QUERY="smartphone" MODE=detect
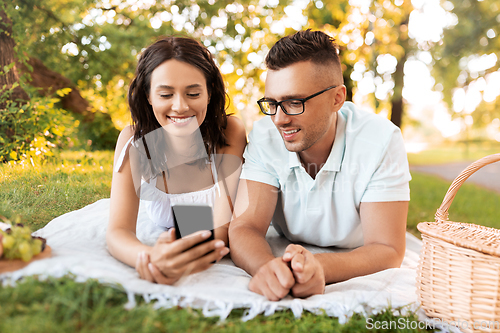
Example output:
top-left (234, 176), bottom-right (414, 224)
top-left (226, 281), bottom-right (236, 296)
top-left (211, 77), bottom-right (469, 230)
top-left (171, 204), bottom-right (215, 246)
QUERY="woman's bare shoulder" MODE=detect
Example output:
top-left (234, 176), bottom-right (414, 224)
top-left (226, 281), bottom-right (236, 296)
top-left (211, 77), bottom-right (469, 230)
top-left (214, 116), bottom-right (247, 169)
top-left (222, 116), bottom-right (247, 151)
top-left (116, 125), bottom-right (134, 149)
top-left (113, 125), bottom-right (135, 162)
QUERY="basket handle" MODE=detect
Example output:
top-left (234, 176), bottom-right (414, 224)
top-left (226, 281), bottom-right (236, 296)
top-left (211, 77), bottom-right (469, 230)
top-left (435, 153), bottom-right (500, 222)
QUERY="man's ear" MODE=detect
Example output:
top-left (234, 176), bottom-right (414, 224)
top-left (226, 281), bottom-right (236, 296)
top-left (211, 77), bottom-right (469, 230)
top-left (333, 85), bottom-right (346, 111)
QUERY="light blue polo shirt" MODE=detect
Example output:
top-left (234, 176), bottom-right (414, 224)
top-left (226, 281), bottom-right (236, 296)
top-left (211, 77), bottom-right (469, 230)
top-left (240, 102), bottom-right (411, 248)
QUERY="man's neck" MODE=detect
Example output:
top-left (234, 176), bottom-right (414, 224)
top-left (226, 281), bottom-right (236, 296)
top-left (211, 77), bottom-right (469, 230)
top-left (298, 113), bottom-right (338, 179)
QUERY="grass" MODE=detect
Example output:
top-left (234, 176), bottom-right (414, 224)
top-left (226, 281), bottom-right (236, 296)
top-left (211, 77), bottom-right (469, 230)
top-left (406, 140), bottom-right (500, 237)
top-left (0, 275), bottom-right (428, 333)
top-left (407, 172), bottom-right (500, 237)
top-left (407, 140), bottom-right (500, 165)
top-left (0, 151), bottom-right (113, 230)
top-left (2, 148), bottom-right (500, 332)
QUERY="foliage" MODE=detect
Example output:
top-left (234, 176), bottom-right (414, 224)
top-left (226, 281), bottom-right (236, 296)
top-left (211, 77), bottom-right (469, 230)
top-left (0, 81), bottom-right (79, 162)
top-left (4, 0), bottom-right (500, 152)
top-left (78, 111), bottom-right (120, 151)
top-left (0, 275), bottom-right (430, 333)
top-left (13, 0), bottom-right (407, 130)
top-left (432, 0), bottom-right (500, 105)
top-left (306, 1), bottom-right (415, 122)
top-left (430, 0), bottom-right (500, 141)
top-left (79, 76), bottom-right (131, 130)
top-left (5, 0), bottom-right (299, 133)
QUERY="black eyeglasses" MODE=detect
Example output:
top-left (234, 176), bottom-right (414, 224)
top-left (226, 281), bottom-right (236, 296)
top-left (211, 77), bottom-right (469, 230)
top-left (257, 85), bottom-right (337, 116)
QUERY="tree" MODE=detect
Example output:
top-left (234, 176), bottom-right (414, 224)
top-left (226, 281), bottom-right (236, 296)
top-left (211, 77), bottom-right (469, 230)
top-left (305, 0), bottom-right (416, 128)
top-left (2, 0), bottom-right (130, 152)
top-left (19, 58), bottom-right (91, 117)
top-left (0, 7), bottom-right (29, 108)
top-left (9, 0), bottom-right (300, 133)
top-left (431, 0), bottom-right (500, 139)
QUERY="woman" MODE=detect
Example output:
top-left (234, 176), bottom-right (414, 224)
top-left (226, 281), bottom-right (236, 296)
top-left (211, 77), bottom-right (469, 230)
top-left (106, 36), bottom-right (246, 285)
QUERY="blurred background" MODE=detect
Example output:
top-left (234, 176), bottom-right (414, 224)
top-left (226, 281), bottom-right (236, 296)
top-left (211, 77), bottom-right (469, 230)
top-left (1, 0), bottom-right (499, 163)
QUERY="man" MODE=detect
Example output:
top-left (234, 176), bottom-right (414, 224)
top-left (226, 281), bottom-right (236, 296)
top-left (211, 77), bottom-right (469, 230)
top-left (228, 30), bottom-right (411, 301)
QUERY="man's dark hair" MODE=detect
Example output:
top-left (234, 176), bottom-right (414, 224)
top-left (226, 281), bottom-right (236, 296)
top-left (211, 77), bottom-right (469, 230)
top-left (265, 29), bottom-right (342, 74)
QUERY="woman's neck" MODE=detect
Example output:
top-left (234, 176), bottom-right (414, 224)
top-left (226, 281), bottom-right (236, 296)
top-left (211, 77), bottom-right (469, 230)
top-left (163, 129), bottom-right (207, 166)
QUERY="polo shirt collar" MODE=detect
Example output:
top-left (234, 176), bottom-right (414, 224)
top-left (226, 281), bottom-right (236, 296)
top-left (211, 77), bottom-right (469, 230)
top-left (288, 110), bottom-right (346, 172)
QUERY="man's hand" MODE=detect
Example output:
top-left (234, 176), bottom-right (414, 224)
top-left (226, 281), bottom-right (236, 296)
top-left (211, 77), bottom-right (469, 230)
top-left (282, 244), bottom-right (325, 298)
top-left (248, 257), bottom-right (295, 301)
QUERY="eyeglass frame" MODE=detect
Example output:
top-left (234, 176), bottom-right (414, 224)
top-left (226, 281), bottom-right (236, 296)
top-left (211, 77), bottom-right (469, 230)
top-left (257, 85), bottom-right (338, 116)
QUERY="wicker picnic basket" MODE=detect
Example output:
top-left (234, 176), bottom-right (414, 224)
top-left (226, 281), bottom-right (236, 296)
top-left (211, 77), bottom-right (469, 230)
top-left (416, 153), bottom-right (500, 332)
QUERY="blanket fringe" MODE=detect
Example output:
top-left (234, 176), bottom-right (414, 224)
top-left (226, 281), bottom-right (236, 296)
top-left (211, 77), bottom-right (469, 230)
top-left (1, 271), bottom-right (421, 324)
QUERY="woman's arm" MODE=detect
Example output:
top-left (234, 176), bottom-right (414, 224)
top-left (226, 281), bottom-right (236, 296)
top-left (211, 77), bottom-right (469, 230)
top-left (213, 116), bottom-right (247, 246)
top-left (106, 126), bottom-right (151, 267)
top-left (108, 126), bottom-right (230, 283)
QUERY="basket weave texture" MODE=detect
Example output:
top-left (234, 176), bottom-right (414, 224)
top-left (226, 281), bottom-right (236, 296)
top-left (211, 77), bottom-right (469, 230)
top-left (416, 153), bottom-right (500, 333)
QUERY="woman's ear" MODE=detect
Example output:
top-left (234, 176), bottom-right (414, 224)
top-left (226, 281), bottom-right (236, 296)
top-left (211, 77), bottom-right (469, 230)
top-left (147, 94), bottom-right (151, 105)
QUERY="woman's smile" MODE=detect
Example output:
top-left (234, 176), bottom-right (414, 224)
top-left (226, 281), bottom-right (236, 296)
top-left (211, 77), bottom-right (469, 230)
top-left (167, 115), bottom-right (196, 126)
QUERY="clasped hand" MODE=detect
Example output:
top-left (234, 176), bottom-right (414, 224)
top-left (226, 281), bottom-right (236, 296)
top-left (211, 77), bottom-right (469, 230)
top-left (135, 228), bottom-right (229, 285)
top-left (248, 244), bottom-right (325, 301)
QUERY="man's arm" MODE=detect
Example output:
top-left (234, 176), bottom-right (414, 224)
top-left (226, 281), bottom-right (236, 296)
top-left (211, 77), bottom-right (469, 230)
top-left (283, 200), bottom-right (408, 296)
top-left (229, 179), bottom-right (295, 301)
top-left (318, 200), bottom-right (408, 283)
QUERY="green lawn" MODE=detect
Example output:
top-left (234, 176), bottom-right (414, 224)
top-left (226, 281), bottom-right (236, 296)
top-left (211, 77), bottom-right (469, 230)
top-left (1, 274), bottom-right (427, 333)
top-left (407, 172), bottom-right (500, 237)
top-left (2, 149), bottom-right (500, 332)
top-left (407, 140), bottom-right (500, 165)
top-left (0, 151), bottom-right (113, 230)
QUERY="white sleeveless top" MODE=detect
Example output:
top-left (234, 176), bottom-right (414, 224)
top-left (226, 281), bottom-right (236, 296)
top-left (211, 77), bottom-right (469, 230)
top-left (114, 136), bottom-right (220, 229)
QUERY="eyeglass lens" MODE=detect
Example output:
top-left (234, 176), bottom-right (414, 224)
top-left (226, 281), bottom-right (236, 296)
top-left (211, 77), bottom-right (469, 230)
top-left (261, 100), bottom-right (303, 115)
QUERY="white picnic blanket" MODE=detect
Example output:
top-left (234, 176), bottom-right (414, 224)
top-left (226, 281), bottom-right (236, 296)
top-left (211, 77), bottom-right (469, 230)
top-left (0, 199), bottom-right (425, 323)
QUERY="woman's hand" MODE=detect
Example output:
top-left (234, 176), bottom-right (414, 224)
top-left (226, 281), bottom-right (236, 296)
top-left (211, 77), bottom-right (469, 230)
top-left (139, 228), bottom-right (229, 284)
top-left (0, 234), bottom-right (3, 259)
top-left (135, 250), bottom-right (176, 284)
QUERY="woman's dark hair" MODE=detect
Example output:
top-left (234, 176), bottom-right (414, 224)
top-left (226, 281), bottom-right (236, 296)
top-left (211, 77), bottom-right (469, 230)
top-left (128, 36), bottom-right (229, 171)
top-left (265, 29), bottom-right (343, 81)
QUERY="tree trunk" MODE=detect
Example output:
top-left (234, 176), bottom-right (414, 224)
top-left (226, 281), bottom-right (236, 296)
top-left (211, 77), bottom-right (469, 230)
top-left (391, 52), bottom-right (406, 128)
top-left (0, 9), bottom-right (29, 109)
top-left (390, 94), bottom-right (403, 128)
top-left (390, 23), bottom-right (409, 129)
top-left (343, 65), bottom-right (354, 102)
top-left (19, 57), bottom-right (92, 118)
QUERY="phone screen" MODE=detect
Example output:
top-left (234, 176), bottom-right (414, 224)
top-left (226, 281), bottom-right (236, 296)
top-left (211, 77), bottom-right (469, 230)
top-left (171, 204), bottom-right (215, 243)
